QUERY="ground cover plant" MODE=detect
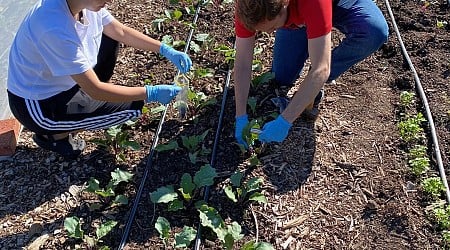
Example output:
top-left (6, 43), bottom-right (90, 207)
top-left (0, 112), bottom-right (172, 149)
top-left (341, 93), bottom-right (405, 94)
top-left (0, 0), bottom-right (449, 249)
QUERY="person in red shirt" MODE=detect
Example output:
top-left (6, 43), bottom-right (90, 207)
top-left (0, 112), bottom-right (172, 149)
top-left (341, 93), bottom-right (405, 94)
top-left (233, 0), bottom-right (388, 146)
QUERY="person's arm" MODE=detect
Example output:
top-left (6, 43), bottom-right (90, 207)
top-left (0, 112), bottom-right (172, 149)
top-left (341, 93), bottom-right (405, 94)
top-left (281, 33), bottom-right (331, 122)
top-left (234, 36), bottom-right (256, 117)
top-left (103, 19), bottom-right (161, 52)
top-left (71, 69), bottom-right (146, 102)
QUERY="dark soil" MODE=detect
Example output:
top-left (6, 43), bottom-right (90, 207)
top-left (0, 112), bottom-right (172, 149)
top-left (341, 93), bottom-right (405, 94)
top-left (1, 0), bottom-right (449, 249)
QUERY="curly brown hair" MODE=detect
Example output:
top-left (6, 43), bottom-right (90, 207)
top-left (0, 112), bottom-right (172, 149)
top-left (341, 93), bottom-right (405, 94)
top-left (236, 0), bottom-right (285, 32)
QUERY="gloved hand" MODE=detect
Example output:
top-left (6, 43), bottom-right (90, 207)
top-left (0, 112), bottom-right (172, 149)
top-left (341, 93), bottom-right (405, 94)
top-left (145, 85), bottom-right (181, 104)
top-left (235, 114), bottom-right (249, 148)
top-left (258, 115), bottom-right (292, 143)
top-left (160, 43), bottom-right (192, 73)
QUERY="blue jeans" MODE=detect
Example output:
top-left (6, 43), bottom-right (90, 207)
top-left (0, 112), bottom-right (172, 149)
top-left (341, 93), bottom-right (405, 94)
top-left (272, 0), bottom-right (389, 85)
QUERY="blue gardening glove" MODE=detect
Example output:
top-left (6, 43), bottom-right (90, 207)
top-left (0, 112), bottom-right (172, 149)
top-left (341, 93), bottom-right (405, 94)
top-left (160, 43), bottom-right (192, 73)
top-left (235, 114), bottom-right (249, 148)
top-left (258, 115), bottom-right (292, 143)
top-left (145, 85), bottom-right (181, 104)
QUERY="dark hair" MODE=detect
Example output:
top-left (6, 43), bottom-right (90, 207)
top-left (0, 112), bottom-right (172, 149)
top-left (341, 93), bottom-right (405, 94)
top-left (236, 0), bottom-right (285, 31)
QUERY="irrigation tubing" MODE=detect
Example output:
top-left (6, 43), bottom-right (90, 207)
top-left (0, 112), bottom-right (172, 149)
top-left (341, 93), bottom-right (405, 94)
top-left (384, 0), bottom-right (450, 203)
top-left (117, 3), bottom-right (203, 249)
top-left (193, 43), bottom-right (236, 250)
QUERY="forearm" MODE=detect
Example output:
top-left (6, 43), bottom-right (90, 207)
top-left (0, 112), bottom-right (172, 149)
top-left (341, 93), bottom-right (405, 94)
top-left (104, 20), bottom-right (161, 53)
top-left (85, 83), bottom-right (147, 102)
top-left (281, 69), bottom-right (328, 122)
top-left (234, 36), bottom-right (255, 117)
top-left (71, 69), bottom-right (146, 102)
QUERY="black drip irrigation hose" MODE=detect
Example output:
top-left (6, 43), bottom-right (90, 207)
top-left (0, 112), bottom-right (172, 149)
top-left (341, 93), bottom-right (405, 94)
top-left (117, 3), bottom-right (203, 249)
top-left (193, 43), bottom-right (235, 250)
top-left (384, 0), bottom-right (450, 202)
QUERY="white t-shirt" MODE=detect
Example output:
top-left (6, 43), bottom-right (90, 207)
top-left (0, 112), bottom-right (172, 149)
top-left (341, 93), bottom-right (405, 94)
top-left (7, 0), bottom-right (114, 100)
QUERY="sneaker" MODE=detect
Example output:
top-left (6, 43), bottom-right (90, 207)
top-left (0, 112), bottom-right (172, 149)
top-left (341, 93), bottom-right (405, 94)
top-left (33, 134), bottom-right (85, 159)
top-left (300, 89), bottom-right (324, 121)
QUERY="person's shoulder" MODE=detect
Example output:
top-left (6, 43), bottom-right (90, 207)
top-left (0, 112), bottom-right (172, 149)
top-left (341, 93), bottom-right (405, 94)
top-left (29, 0), bottom-right (70, 29)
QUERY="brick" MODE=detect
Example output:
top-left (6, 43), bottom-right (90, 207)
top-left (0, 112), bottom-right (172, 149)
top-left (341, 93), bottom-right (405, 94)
top-left (0, 118), bottom-right (22, 156)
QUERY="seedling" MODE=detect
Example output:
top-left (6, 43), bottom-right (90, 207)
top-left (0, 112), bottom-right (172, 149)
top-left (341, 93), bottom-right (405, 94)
top-left (224, 171), bottom-right (268, 204)
top-left (407, 145), bottom-right (430, 176)
top-left (399, 91), bottom-right (415, 108)
top-left (64, 216), bottom-right (117, 249)
top-left (433, 205), bottom-right (450, 229)
top-left (150, 164), bottom-right (218, 210)
top-left (421, 177), bottom-right (445, 199)
top-left (92, 123), bottom-right (140, 161)
top-left (214, 45), bottom-right (236, 65)
top-left (247, 97), bottom-right (257, 116)
top-left (196, 203), bottom-right (244, 250)
top-left (84, 168), bottom-right (134, 208)
top-left (409, 156), bottom-right (430, 176)
top-left (181, 130), bottom-right (211, 164)
top-left (398, 113), bottom-right (426, 142)
top-left (154, 216), bottom-right (197, 248)
top-left (241, 241), bottom-right (275, 250)
top-left (251, 72), bottom-right (275, 89)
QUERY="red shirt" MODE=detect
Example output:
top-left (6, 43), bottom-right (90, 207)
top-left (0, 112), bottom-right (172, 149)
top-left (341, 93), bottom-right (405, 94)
top-left (235, 0), bottom-right (332, 39)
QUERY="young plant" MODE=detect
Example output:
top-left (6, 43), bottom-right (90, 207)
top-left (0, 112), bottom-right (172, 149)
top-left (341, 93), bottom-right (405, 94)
top-left (181, 130), bottom-right (211, 164)
top-left (214, 45), bottom-right (236, 65)
top-left (155, 216), bottom-right (197, 248)
top-left (398, 113), bottom-right (426, 142)
top-left (84, 168), bottom-right (134, 209)
top-left (150, 164), bottom-right (218, 210)
top-left (433, 205), bottom-right (450, 229)
top-left (421, 177), bottom-right (445, 199)
top-left (408, 145), bottom-right (430, 176)
top-left (92, 123), bottom-right (140, 161)
top-left (399, 91), bottom-right (415, 108)
top-left (251, 72), bottom-right (275, 89)
top-left (241, 241), bottom-right (275, 250)
top-left (64, 216), bottom-right (117, 249)
top-left (196, 203), bottom-right (244, 250)
top-left (224, 171), bottom-right (267, 204)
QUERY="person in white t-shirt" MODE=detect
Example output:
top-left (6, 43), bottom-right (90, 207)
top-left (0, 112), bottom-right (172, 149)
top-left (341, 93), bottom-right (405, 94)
top-left (7, 0), bottom-right (192, 159)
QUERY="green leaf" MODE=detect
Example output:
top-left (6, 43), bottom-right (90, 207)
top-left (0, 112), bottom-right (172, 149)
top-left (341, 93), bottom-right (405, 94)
top-left (195, 33), bottom-right (211, 43)
top-left (175, 226), bottom-right (197, 248)
top-left (150, 185), bottom-right (178, 203)
top-left (120, 140), bottom-right (140, 151)
top-left (96, 220), bottom-right (118, 239)
top-left (168, 199), bottom-right (184, 211)
top-left (155, 140), bottom-right (179, 152)
top-left (248, 192), bottom-right (268, 204)
top-left (224, 186), bottom-right (237, 202)
top-left (172, 9), bottom-right (183, 20)
top-left (230, 171), bottom-right (243, 187)
top-left (252, 72), bottom-right (275, 87)
top-left (197, 204), bottom-right (224, 231)
top-left (106, 125), bottom-right (122, 138)
top-left (114, 194), bottom-right (128, 205)
top-left (193, 164), bottom-right (217, 187)
top-left (155, 217), bottom-right (171, 240)
top-left (151, 105), bottom-right (166, 114)
top-left (189, 151), bottom-right (198, 164)
top-left (190, 41), bottom-right (201, 53)
top-left (180, 173), bottom-right (195, 198)
top-left (111, 168), bottom-right (133, 186)
top-left (241, 241), bottom-right (275, 250)
top-left (95, 187), bottom-right (115, 198)
top-left (246, 177), bottom-right (263, 193)
top-left (228, 222), bottom-right (244, 241)
top-left (64, 216), bottom-right (84, 239)
top-left (85, 178), bottom-right (101, 193)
